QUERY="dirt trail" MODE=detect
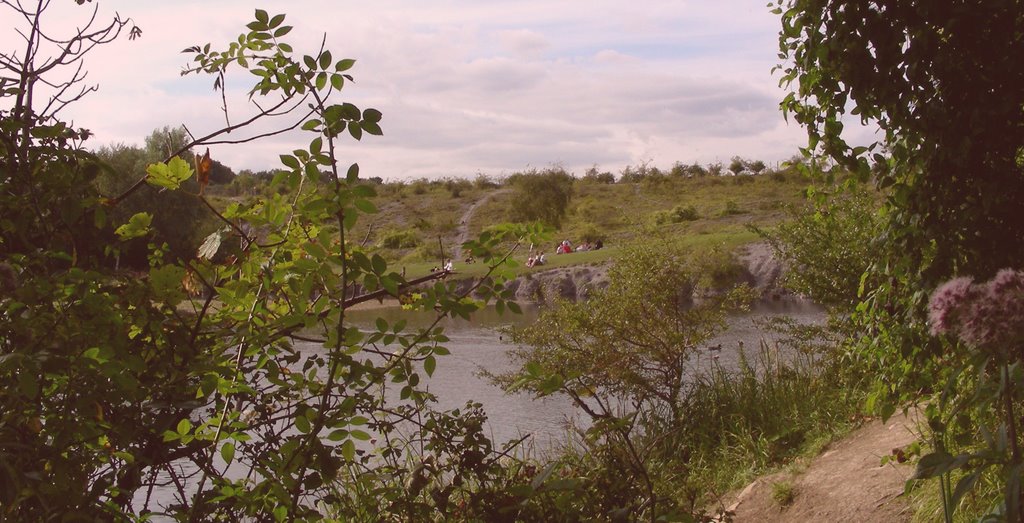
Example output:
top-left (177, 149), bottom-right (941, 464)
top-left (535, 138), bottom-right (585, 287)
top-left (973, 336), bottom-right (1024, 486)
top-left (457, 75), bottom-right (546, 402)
top-left (723, 411), bottom-right (919, 522)
top-left (452, 188), bottom-right (509, 259)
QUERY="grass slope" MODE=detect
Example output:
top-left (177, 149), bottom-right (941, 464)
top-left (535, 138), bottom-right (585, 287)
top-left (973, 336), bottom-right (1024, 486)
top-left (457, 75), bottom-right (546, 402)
top-left (355, 172), bottom-right (808, 278)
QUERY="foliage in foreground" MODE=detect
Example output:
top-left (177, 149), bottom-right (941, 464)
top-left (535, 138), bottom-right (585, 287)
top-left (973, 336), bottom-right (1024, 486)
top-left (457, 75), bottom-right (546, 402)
top-left (776, 0), bottom-right (1024, 519)
top-left (0, 5), bottom-right (560, 521)
top-left (495, 244), bottom-right (860, 521)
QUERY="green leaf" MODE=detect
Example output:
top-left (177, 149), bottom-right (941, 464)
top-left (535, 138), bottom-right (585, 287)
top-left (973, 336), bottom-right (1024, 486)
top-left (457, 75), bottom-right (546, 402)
top-left (346, 164), bottom-right (359, 183)
top-left (149, 265), bottom-right (187, 306)
top-left (280, 154), bottom-right (300, 170)
top-left (361, 121), bottom-right (383, 136)
top-left (335, 58), bottom-right (356, 71)
top-left (254, 9), bottom-right (269, 23)
top-left (220, 442), bottom-right (235, 465)
top-left (268, 13), bottom-right (285, 28)
top-left (341, 439), bottom-right (355, 461)
top-left (348, 123), bottom-right (362, 140)
top-left (177, 418), bottom-right (192, 435)
top-left (362, 108), bottom-right (382, 123)
top-left (370, 252), bottom-right (386, 275)
top-left (295, 415), bottom-right (311, 434)
top-left (330, 73), bottom-right (345, 90)
top-left (274, 25), bottom-right (292, 38)
top-left (145, 157), bottom-right (194, 190)
top-left (318, 50), bottom-right (332, 70)
top-left (912, 451), bottom-right (969, 479)
top-left (424, 355), bottom-right (436, 377)
top-left (115, 212), bottom-right (152, 240)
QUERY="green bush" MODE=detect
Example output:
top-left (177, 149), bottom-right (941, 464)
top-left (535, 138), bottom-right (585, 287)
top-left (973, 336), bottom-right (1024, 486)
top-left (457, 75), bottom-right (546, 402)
top-left (577, 223), bottom-right (605, 244)
top-left (507, 168), bottom-right (574, 227)
top-left (444, 177), bottom-right (472, 198)
top-left (377, 229), bottom-right (420, 249)
top-left (720, 200), bottom-right (745, 216)
top-left (653, 204), bottom-right (700, 225)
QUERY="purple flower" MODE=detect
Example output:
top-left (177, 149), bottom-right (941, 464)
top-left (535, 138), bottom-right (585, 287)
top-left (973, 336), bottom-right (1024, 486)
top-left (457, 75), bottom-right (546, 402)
top-left (928, 276), bottom-right (977, 336)
top-left (930, 269), bottom-right (1024, 356)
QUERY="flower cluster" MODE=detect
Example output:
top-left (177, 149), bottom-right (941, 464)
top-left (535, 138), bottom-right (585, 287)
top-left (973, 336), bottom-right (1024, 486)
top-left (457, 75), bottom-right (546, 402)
top-left (929, 269), bottom-right (1024, 356)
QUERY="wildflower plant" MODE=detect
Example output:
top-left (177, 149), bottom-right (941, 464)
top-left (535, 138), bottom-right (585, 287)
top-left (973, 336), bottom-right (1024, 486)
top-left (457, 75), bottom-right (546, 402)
top-left (917, 269), bottom-right (1024, 521)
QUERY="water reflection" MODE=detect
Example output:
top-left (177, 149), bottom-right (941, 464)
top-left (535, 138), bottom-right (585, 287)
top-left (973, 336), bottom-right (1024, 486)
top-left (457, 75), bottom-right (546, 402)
top-left (340, 298), bottom-right (825, 448)
top-left (135, 298), bottom-right (824, 517)
top-left (340, 303), bottom-right (579, 449)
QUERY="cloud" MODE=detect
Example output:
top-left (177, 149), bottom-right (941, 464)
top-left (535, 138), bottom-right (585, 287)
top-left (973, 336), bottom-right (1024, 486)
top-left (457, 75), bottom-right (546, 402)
top-left (1, 0), bottom-right (824, 179)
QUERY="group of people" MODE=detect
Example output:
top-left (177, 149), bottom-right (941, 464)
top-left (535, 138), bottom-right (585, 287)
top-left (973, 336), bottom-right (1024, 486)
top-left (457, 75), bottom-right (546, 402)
top-left (431, 259), bottom-right (455, 273)
top-left (554, 238), bottom-right (603, 254)
top-left (525, 238), bottom-right (605, 268)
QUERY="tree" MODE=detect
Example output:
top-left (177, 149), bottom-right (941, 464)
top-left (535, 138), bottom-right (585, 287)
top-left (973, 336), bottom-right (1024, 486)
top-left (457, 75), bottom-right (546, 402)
top-left (777, 1), bottom-right (1024, 518)
top-left (753, 183), bottom-right (880, 311)
top-left (1, 4), bottom-right (544, 520)
top-left (497, 243), bottom-right (752, 519)
top-left (776, 0), bottom-right (1024, 285)
top-left (94, 127), bottom-right (215, 267)
top-left (728, 156), bottom-right (746, 174)
top-left (507, 167), bottom-right (574, 228)
top-left (582, 165), bottom-right (615, 184)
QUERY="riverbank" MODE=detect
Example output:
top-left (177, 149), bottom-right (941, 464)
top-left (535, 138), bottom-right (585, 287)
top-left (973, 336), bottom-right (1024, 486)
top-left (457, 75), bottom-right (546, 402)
top-left (443, 240), bottom-right (795, 304)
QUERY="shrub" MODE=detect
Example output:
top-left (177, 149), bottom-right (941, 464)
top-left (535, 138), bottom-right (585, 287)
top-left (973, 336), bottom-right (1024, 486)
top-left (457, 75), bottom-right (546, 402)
top-left (721, 200), bottom-right (745, 216)
top-left (473, 173), bottom-right (499, 189)
top-left (410, 178), bottom-right (430, 194)
top-left (772, 481), bottom-right (796, 506)
top-left (507, 168), bottom-right (574, 227)
top-left (577, 223), bottom-right (604, 244)
top-left (444, 177), bottom-right (472, 198)
top-left (582, 165), bottom-right (616, 184)
top-left (378, 229), bottom-right (420, 249)
top-left (653, 204), bottom-right (700, 225)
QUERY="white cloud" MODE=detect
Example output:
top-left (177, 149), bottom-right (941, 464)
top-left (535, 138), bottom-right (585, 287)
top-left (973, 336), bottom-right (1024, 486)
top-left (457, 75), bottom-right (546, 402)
top-left (1, 0), bottom-right (822, 179)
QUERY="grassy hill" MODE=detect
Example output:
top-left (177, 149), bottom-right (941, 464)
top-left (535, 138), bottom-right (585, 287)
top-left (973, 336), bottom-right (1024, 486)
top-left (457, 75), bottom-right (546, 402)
top-left (345, 170), bottom-right (811, 277)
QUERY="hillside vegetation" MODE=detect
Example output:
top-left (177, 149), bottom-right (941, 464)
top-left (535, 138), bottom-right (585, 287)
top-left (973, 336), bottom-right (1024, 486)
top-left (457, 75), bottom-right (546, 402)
top-left (263, 167), bottom-right (813, 275)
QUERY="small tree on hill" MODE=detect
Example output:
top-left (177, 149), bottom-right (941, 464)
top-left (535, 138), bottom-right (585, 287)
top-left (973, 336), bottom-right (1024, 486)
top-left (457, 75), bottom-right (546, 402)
top-left (507, 167), bottom-right (574, 228)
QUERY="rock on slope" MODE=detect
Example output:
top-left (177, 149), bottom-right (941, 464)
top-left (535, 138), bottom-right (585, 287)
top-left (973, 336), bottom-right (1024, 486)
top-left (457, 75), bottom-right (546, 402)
top-left (481, 241), bottom-right (790, 304)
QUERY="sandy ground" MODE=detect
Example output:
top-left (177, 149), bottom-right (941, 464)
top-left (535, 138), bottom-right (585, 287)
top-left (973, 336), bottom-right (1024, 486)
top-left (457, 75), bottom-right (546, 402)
top-left (722, 411), bottom-right (919, 522)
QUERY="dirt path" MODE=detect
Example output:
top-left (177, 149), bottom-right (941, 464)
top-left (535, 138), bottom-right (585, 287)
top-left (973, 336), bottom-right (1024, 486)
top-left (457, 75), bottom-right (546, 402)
top-left (452, 188), bottom-right (509, 259)
top-left (723, 412), bottom-right (919, 522)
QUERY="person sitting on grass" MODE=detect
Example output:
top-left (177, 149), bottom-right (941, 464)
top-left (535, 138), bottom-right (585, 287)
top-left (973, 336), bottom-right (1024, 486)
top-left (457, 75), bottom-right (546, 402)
top-left (536, 252), bottom-right (546, 265)
top-left (526, 255), bottom-right (536, 268)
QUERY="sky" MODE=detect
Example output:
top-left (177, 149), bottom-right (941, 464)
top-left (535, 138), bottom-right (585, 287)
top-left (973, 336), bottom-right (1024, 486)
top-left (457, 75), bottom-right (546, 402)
top-left (3, 0), bottom-right (846, 180)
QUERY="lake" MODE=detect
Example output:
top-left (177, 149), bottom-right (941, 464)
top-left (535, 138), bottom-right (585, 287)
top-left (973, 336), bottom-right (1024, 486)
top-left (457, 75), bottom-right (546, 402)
top-left (134, 298), bottom-right (824, 516)
top-left (337, 298), bottom-right (825, 448)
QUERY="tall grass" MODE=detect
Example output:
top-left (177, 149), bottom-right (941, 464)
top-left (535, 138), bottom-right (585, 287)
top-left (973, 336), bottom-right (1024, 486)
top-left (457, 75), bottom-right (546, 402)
top-left (684, 338), bottom-right (860, 492)
top-left (519, 332), bottom-right (864, 519)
